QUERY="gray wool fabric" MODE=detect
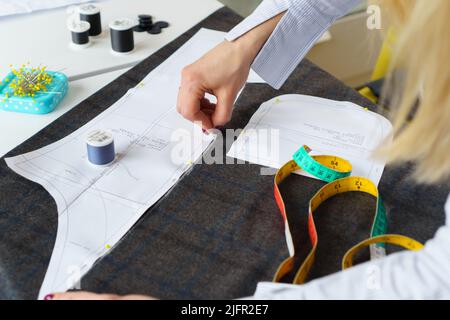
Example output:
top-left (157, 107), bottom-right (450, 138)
top-left (0, 7), bottom-right (449, 300)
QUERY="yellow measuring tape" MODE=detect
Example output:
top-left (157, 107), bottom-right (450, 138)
top-left (273, 146), bottom-right (423, 284)
top-left (342, 235), bottom-right (423, 269)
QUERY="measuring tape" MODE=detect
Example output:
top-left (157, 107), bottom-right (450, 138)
top-left (342, 234), bottom-right (423, 269)
top-left (273, 145), bottom-right (422, 284)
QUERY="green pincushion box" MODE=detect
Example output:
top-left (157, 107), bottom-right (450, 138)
top-left (0, 70), bottom-right (68, 115)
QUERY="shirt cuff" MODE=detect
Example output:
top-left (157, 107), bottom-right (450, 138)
top-left (253, 5), bottom-right (334, 89)
top-left (226, 0), bottom-right (359, 89)
top-left (226, 0), bottom-right (291, 42)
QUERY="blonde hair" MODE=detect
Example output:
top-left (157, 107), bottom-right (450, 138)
top-left (374, 0), bottom-right (450, 184)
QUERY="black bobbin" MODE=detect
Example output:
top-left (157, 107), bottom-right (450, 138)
top-left (109, 18), bottom-right (136, 54)
top-left (79, 4), bottom-right (102, 36)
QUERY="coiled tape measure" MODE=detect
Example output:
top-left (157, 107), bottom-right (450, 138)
top-left (273, 146), bottom-right (423, 284)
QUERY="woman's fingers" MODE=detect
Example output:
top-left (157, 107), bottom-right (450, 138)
top-left (211, 92), bottom-right (234, 128)
top-left (199, 96), bottom-right (234, 128)
top-left (48, 291), bottom-right (156, 300)
top-left (50, 291), bottom-right (120, 300)
top-left (176, 94), bottom-right (213, 130)
top-left (119, 294), bottom-right (156, 300)
top-left (176, 40), bottom-right (251, 129)
top-left (177, 70), bottom-right (214, 130)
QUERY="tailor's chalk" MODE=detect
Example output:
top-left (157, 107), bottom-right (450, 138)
top-left (109, 18), bottom-right (137, 54)
top-left (79, 4), bottom-right (102, 36)
top-left (134, 14), bottom-right (153, 32)
top-left (86, 130), bottom-right (115, 166)
top-left (154, 21), bottom-right (169, 29)
top-left (138, 15), bottom-right (153, 26)
top-left (147, 26), bottom-right (161, 34)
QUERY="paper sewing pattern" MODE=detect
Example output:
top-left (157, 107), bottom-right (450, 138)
top-left (5, 28), bottom-right (254, 299)
top-left (227, 94), bottom-right (393, 185)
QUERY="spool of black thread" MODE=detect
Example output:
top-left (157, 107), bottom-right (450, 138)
top-left (79, 4), bottom-right (102, 36)
top-left (109, 18), bottom-right (136, 54)
top-left (68, 20), bottom-right (91, 48)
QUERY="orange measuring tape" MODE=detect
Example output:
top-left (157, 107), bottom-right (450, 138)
top-left (273, 146), bottom-right (423, 284)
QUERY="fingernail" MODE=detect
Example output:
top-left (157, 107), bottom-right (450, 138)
top-left (202, 129), bottom-right (209, 135)
top-left (44, 294), bottom-right (54, 300)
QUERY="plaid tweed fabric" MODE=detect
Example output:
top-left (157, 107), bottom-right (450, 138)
top-left (0, 7), bottom-right (448, 299)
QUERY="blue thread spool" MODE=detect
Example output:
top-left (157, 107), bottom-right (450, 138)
top-left (86, 130), bottom-right (115, 166)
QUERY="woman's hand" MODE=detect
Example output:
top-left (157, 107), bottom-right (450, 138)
top-left (177, 40), bottom-right (253, 131)
top-left (176, 13), bottom-right (284, 131)
top-left (45, 291), bottom-right (156, 300)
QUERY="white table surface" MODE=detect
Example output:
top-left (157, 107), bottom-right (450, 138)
top-left (0, 0), bottom-right (223, 80)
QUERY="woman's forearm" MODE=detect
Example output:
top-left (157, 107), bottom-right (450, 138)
top-left (227, 0), bottom-right (361, 89)
top-left (233, 13), bottom-right (285, 66)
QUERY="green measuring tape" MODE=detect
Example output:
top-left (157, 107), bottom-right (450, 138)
top-left (273, 145), bottom-right (419, 284)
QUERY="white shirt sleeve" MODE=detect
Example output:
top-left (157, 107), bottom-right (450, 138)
top-left (251, 196), bottom-right (450, 299)
top-left (226, 0), bottom-right (361, 89)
